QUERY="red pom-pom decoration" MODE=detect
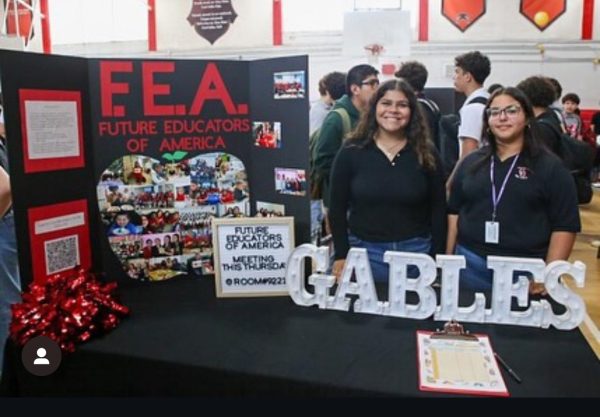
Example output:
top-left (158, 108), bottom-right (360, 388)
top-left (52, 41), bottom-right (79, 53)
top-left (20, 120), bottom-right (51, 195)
top-left (9, 268), bottom-right (130, 353)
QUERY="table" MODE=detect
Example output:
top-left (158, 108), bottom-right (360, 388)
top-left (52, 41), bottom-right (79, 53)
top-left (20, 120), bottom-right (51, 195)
top-left (2, 277), bottom-right (599, 397)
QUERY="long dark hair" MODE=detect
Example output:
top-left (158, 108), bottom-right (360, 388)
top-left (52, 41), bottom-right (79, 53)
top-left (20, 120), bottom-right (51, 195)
top-left (472, 87), bottom-right (544, 171)
top-left (346, 79), bottom-right (436, 170)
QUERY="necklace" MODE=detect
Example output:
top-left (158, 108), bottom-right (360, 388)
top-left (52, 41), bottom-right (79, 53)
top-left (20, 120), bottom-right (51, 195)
top-left (376, 140), bottom-right (405, 158)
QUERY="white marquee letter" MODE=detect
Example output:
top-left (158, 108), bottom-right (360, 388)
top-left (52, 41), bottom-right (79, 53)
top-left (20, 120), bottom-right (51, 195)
top-left (384, 252), bottom-right (437, 319)
top-left (544, 260), bottom-right (586, 330)
top-left (486, 256), bottom-right (548, 327)
top-left (434, 255), bottom-right (486, 323)
top-left (331, 248), bottom-right (384, 314)
top-left (286, 244), bottom-right (335, 308)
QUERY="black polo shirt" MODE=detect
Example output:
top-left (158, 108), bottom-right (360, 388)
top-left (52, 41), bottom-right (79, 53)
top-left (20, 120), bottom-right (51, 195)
top-left (448, 148), bottom-right (580, 258)
top-left (329, 141), bottom-right (446, 259)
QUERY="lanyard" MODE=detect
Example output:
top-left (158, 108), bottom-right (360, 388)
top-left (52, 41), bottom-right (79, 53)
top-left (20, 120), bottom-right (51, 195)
top-left (490, 154), bottom-right (519, 221)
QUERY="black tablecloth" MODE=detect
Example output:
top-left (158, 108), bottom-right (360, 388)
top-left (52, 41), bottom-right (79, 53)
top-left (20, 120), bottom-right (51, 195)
top-left (2, 277), bottom-right (600, 397)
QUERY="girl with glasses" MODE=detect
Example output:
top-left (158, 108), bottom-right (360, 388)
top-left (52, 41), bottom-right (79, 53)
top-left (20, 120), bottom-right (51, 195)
top-left (447, 87), bottom-right (580, 294)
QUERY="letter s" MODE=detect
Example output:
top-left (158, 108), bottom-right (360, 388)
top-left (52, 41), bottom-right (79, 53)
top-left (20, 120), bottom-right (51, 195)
top-left (544, 260), bottom-right (586, 330)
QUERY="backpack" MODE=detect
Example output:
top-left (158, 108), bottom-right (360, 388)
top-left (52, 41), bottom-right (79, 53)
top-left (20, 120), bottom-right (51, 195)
top-left (0, 138), bottom-right (8, 172)
top-left (417, 97), bottom-right (441, 150)
top-left (438, 96), bottom-right (488, 180)
top-left (538, 118), bottom-right (595, 204)
top-left (309, 107), bottom-right (351, 199)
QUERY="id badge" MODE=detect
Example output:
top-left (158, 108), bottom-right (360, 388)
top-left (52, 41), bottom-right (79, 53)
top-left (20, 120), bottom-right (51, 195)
top-left (485, 221), bottom-right (499, 244)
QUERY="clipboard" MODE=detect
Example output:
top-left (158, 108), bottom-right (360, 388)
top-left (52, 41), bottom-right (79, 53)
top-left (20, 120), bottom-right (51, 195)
top-left (417, 321), bottom-right (509, 397)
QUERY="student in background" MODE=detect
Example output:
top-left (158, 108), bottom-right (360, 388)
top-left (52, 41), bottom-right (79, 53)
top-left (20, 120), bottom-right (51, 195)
top-left (446, 51), bottom-right (491, 191)
top-left (545, 77), bottom-right (568, 133)
top-left (329, 79), bottom-right (446, 282)
top-left (314, 64), bottom-right (379, 210)
top-left (487, 83), bottom-right (503, 95)
top-left (592, 110), bottom-right (600, 142)
top-left (312, 65), bottom-right (379, 248)
top-left (516, 75), bottom-right (562, 155)
top-left (562, 93), bottom-right (582, 139)
top-left (592, 110), bottom-right (600, 187)
top-left (309, 72), bottom-right (347, 245)
top-left (309, 71), bottom-right (346, 136)
top-left (447, 87), bottom-right (580, 293)
top-left (394, 61), bottom-right (441, 151)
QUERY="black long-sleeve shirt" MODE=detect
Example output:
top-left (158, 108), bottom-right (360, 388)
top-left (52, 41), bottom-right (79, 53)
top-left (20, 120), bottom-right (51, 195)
top-left (329, 141), bottom-right (447, 259)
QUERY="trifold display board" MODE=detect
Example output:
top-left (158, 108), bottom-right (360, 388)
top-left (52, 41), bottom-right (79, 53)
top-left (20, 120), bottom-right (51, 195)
top-left (0, 51), bottom-right (309, 286)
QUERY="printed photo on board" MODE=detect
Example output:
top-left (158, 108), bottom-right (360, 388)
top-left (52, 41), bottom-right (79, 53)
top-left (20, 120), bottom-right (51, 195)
top-left (219, 200), bottom-right (249, 218)
top-left (256, 201), bottom-right (285, 217)
top-left (98, 152), bottom-right (250, 281)
top-left (274, 168), bottom-right (307, 196)
top-left (253, 121), bottom-right (282, 148)
top-left (273, 70), bottom-right (305, 99)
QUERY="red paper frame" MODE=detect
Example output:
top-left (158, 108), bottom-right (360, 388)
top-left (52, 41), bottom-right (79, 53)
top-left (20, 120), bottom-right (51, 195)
top-left (28, 199), bottom-right (91, 284)
top-left (19, 89), bottom-right (85, 173)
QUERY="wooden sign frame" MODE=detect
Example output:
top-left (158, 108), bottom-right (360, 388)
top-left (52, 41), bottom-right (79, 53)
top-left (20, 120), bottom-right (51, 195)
top-left (212, 216), bottom-right (295, 298)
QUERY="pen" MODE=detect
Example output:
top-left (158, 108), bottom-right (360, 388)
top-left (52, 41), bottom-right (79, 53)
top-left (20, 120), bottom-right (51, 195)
top-left (494, 352), bottom-right (522, 384)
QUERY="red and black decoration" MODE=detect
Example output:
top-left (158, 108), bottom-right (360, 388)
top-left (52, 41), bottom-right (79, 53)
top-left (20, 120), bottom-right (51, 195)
top-left (520, 0), bottom-right (566, 31)
top-left (5, 0), bottom-right (34, 45)
top-left (442, 0), bottom-right (486, 32)
top-left (187, 0), bottom-right (238, 45)
top-left (10, 268), bottom-right (130, 353)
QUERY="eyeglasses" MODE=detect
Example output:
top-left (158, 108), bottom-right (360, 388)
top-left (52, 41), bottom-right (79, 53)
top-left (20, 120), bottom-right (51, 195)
top-left (360, 79), bottom-right (380, 87)
top-left (486, 105), bottom-right (522, 119)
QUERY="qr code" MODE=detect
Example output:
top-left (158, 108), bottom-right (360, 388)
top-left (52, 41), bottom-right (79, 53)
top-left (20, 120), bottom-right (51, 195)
top-left (44, 235), bottom-right (80, 275)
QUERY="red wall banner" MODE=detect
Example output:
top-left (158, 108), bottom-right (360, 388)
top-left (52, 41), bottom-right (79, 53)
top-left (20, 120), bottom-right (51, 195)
top-left (582, 0), bottom-right (595, 40)
top-left (419, 0), bottom-right (429, 41)
top-left (6, 0), bottom-right (33, 41)
top-left (441, 0), bottom-right (486, 32)
top-left (520, 0), bottom-right (567, 31)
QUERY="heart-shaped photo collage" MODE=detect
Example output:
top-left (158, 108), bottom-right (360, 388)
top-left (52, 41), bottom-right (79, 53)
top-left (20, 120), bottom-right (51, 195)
top-left (97, 153), bottom-right (250, 282)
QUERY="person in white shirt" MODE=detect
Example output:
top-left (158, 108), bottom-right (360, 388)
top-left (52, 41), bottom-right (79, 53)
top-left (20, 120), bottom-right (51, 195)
top-left (446, 51), bottom-right (491, 191)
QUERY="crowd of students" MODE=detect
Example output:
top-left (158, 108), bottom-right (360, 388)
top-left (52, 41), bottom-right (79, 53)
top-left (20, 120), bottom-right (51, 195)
top-left (0, 52), bottom-right (598, 378)
top-left (310, 52), bottom-right (596, 293)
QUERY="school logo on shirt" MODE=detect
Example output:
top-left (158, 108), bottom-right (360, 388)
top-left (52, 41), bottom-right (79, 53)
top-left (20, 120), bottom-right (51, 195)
top-left (441, 0), bottom-right (486, 32)
top-left (520, 0), bottom-right (566, 31)
top-left (515, 166), bottom-right (530, 180)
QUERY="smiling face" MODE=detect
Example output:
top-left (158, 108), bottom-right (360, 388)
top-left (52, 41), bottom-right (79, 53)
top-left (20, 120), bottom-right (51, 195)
top-left (375, 90), bottom-right (411, 136)
top-left (115, 214), bottom-right (129, 227)
top-left (487, 94), bottom-right (527, 146)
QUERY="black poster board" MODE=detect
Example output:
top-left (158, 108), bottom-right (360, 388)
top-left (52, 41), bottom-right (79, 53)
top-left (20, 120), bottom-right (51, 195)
top-left (0, 51), bottom-right (99, 287)
top-left (0, 50), bottom-right (309, 286)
